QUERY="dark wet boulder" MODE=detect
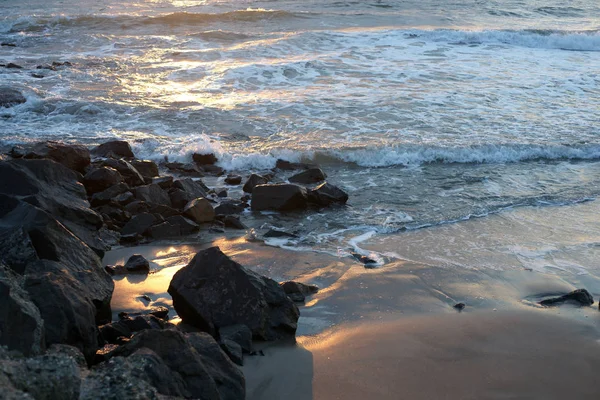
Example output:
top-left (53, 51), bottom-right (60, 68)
top-left (149, 221), bottom-right (180, 239)
top-left (539, 289), bottom-right (594, 307)
top-left (99, 321), bottom-right (132, 344)
top-left (224, 174), bottom-right (242, 185)
top-left (151, 175), bottom-right (173, 189)
top-left (131, 159), bottom-right (159, 180)
top-left (275, 159), bottom-right (314, 171)
top-left (167, 215), bottom-right (200, 235)
top-left (173, 178), bottom-right (209, 200)
top-left (132, 183), bottom-right (171, 207)
top-left (101, 158), bottom-right (145, 187)
top-left (220, 215), bottom-right (247, 230)
top-left (169, 188), bottom-right (192, 209)
top-left (0, 262), bottom-right (45, 356)
top-left (351, 252), bottom-right (377, 266)
top-left (219, 324), bottom-right (253, 353)
top-left (119, 315), bottom-right (165, 332)
top-left (165, 162), bottom-right (204, 177)
top-left (92, 140), bottom-right (134, 158)
top-left (120, 213), bottom-right (157, 236)
top-left (280, 281), bottom-right (319, 303)
top-left (168, 246), bottom-right (300, 340)
top-left (83, 166), bottom-right (123, 194)
top-left (22, 141), bottom-right (90, 173)
top-left (308, 182), bottom-right (348, 206)
top-left (201, 164), bottom-right (224, 176)
top-left (214, 200), bottom-right (245, 215)
top-left (251, 184), bottom-right (309, 211)
top-left (124, 200), bottom-right (151, 215)
top-left (220, 339), bottom-right (243, 366)
top-left (242, 173), bottom-right (268, 193)
top-left (264, 229), bottom-right (297, 238)
top-left (183, 198), bottom-right (215, 223)
top-left (124, 254), bottom-right (150, 273)
top-left (288, 167), bottom-right (327, 184)
top-left (0, 87), bottom-right (26, 107)
top-left (5, 63), bottom-right (23, 69)
top-left (214, 188), bottom-right (228, 198)
top-left (192, 152), bottom-right (218, 165)
top-left (95, 204), bottom-right (131, 226)
top-left (89, 183), bottom-right (130, 207)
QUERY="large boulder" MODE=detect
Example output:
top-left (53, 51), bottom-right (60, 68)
top-left (168, 246), bottom-right (299, 340)
top-left (173, 178), bottom-right (209, 200)
top-left (0, 262), bottom-right (45, 356)
top-left (308, 182), bottom-right (348, 206)
top-left (120, 213), bottom-right (157, 236)
top-left (89, 183), bottom-right (130, 207)
top-left (192, 153), bottom-right (218, 165)
top-left (183, 198), bottom-right (215, 223)
top-left (83, 167), bottom-right (123, 195)
top-left (0, 87), bottom-right (26, 107)
top-left (0, 159), bottom-right (108, 255)
top-left (91, 140), bottom-right (134, 158)
top-left (288, 167), bottom-right (327, 184)
top-left (22, 141), bottom-right (90, 173)
top-left (251, 183), bottom-right (309, 211)
top-left (100, 158), bottom-right (145, 187)
top-left (131, 160), bottom-right (159, 180)
top-left (242, 173), bottom-right (268, 193)
top-left (133, 184), bottom-right (171, 207)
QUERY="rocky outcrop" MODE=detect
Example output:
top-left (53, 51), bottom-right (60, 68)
top-left (288, 167), bottom-right (327, 184)
top-left (131, 160), bottom-right (159, 180)
top-left (168, 247), bottom-right (299, 340)
top-left (22, 141), bottom-right (90, 173)
top-left (251, 183), bottom-right (309, 211)
top-left (0, 87), bottom-right (26, 107)
top-left (91, 140), bottom-right (134, 158)
top-left (539, 289), bottom-right (594, 307)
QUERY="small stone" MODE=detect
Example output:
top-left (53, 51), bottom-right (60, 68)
top-left (453, 303), bottom-right (466, 311)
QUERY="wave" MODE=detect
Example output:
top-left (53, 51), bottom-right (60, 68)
top-left (409, 28), bottom-right (600, 51)
top-left (0, 9), bottom-right (310, 33)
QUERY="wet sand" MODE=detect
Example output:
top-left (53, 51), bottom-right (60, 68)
top-left (104, 235), bottom-right (600, 400)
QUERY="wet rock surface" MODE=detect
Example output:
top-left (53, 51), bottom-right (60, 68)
top-left (539, 289), bottom-right (594, 307)
top-left (0, 87), bottom-right (26, 107)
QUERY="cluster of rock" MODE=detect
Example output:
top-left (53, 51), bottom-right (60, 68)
top-left (0, 139), bottom-right (329, 399)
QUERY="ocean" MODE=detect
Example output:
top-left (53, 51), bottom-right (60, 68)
top-left (1, 0), bottom-right (600, 274)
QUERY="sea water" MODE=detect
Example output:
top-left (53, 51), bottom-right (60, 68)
top-left (1, 0), bottom-right (599, 275)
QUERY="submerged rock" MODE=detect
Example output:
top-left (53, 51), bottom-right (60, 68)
top-left (539, 289), bottom-right (594, 307)
top-left (308, 182), bottom-right (348, 206)
top-left (168, 246), bottom-right (300, 340)
top-left (0, 87), bottom-right (26, 107)
top-left (124, 254), bottom-right (150, 274)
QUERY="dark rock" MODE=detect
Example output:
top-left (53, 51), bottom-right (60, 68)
top-left (169, 188), bottom-right (192, 209)
top-left (308, 182), bottom-right (349, 206)
top-left (119, 315), bottom-right (165, 332)
top-left (1, 43), bottom-right (16, 47)
top-left (215, 188), bottom-right (228, 198)
top-left (92, 140), bottom-right (134, 159)
top-left (453, 302), bottom-right (466, 311)
top-left (0, 87), bottom-right (26, 107)
top-left (101, 158), bottom-right (145, 187)
top-left (131, 160), bottom-right (159, 179)
top-left (242, 173), bottom-right (268, 193)
top-left (224, 175), bottom-right (242, 185)
top-left (95, 205), bottom-right (130, 226)
top-left (120, 213), bottom-right (156, 236)
top-left (219, 324), bottom-right (253, 353)
top-left (22, 141), bottom-right (90, 173)
top-left (241, 194), bottom-right (251, 202)
top-left (201, 164), bottom-right (225, 176)
top-left (251, 184), bottom-right (309, 211)
top-left (151, 175), bottom-right (173, 189)
top-left (183, 198), bottom-right (215, 223)
top-left (214, 200), bottom-right (245, 215)
top-left (168, 246), bottom-right (300, 340)
top-left (192, 153), bottom-right (218, 165)
top-left (264, 229), bottom-right (297, 238)
top-left (124, 254), bottom-right (150, 273)
top-left (222, 215), bottom-right (247, 230)
top-left (351, 252), bottom-right (377, 266)
top-left (83, 167), bottom-right (123, 194)
top-left (288, 167), bottom-right (327, 184)
top-left (0, 262), bottom-right (45, 356)
top-left (166, 215), bottom-right (200, 235)
top-left (173, 178), bottom-right (209, 200)
top-left (124, 200), bottom-right (150, 215)
top-left (539, 289), bottom-right (594, 307)
top-left (99, 321), bottom-right (132, 344)
top-left (46, 344), bottom-right (87, 368)
top-left (275, 159), bottom-right (314, 171)
top-left (280, 281), bottom-right (319, 303)
top-left (150, 221), bottom-right (180, 239)
top-left (220, 339), bottom-right (243, 366)
top-left (147, 203), bottom-right (179, 218)
top-left (89, 183), bottom-right (130, 207)
top-left (6, 63), bottom-right (22, 69)
top-left (113, 191), bottom-right (134, 206)
top-left (165, 162), bottom-right (203, 177)
top-left (133, 184), bottom-right (171, 207)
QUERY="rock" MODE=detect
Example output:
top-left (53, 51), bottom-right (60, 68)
top-left (149, 221), bottom-right (180, 239)
top-left (119, 315), bottom-right (165, 332)
top-left (220, 339), bottom-right (243, 366)
top-left (168, 246), bottom-right (300, 340)
top-left (201, 164), bottom-right (224, 176)
top-left (215, 188), bottom-right (228, 198)
top-left (132, 184), bottom-right (171, 207)
top-left (22, 141), bottom-right (90, 173)
top-left (124, 200), bottom-right (150, 215)
top-left (169, 188), bottom-right (192, 210)
top-left (251, 184), bottom-right (309, 211)
top-left (0, 262), bottom-right (45, 356)
top-left (224, 175), bottom-right (242, 185)
top-left (147, 203), bottom-right (179, 218)
top-left (101, 158), bottom-right (145, 187)
top-left (308, 182), bottom-right (349, 206)
top-left (0, 350), bottom-right (82, 400)
top-left (92, 140), bottom-right (134, 158)
top-left (166, 215), bottom-right (200, 235)
top-left (288, 167), bottom-right (327, 184)
top-left (275, 159), bottom-right (315, 171)
top-left (222, 215), bottom-right (247, 230)
top-left (131, 160), bottom-right (159, 180)
top-left (219, 324), bottom-right (253, 353)
top-left (107, 329), bottom-right (244, 400)
top-left (192, 153), bottom-right (218, 165)
top-left (165, 162), bottom-right (204, 177)
top-left (89, 183), bottom-right (130, 207)
top-left (280, 281), bottom-right (319, 302)
top-left (6, 63), bottom-right (23, 69)
top-left (151, 175), bottom-right (173, 189)
top-left (120, 213), bottom-right (157, 236)
top-left (242, 173), bottom-right (268, 193)
top-left (264, 229), bottom-right (297, 238)
top-left (214, 200), bottom-right (245, 215)
top-left (183, 198), bottom-right (215, 223)
top-left (83, 167), bottom-right (123, 194)
top-left (114, 191), bottom-right (134, 205)
top-left (0, 159), bottom-right (108, 256)
top-left (539, 289), bottom-right (594, 307)
top-left (453, 302), bottom-right (466, 311)
top-left (0, 87), bottom-right (26, 107)
top-left (124, 254), bottom-right (150, 273)
top-left (351, 252), bottom-right (377, 266)
top-left (173, 178), bottom-right (209, 200)
top-left (46, 344), bottom-right (87, 368)
top-left (99, 321), bottom-right (132, 344)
